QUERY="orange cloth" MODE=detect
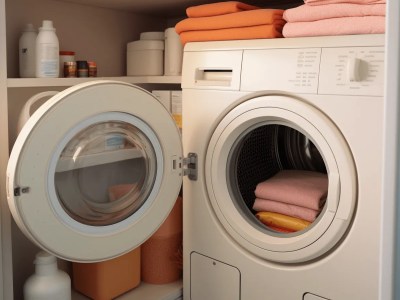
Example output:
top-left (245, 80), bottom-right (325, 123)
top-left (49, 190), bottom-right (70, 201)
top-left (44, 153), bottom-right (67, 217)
top-left (176, 9), bottom-right (284, 34)
top-left (256, 211), bottom-right (311, 232)
top-left (179, 23), bottom-right (285, 45)
top-left (268, 225), bottom-right (296, 233)
top-left (186, 1), bottom-right (259, 18)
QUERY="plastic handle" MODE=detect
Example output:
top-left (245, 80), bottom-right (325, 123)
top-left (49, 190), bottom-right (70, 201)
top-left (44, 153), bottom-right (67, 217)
top-left (195, 68), bottom-right (233, 86)
top-left (17, 91), bottom-right (59, 133)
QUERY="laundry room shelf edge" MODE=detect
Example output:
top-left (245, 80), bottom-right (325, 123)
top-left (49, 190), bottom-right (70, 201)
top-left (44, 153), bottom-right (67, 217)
top-left (7, 76), bottom-right (182, 88)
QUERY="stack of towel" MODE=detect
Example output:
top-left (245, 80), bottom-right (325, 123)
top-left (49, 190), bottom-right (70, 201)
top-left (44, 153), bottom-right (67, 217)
top-left (175, 1), bottom-right (286, 45)
top-left (253, 170), bottom-right (328, 233)
top-left (283, 0), bottom-right (386, 38)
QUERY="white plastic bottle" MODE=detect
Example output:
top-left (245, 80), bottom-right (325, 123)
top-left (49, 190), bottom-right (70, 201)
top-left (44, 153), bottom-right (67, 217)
top-left (35, 20), bottom-right (60, 78)
top-left (19, 23), bottom-right (37, 78)
top-left (24, 251), bottom-right (71, 300)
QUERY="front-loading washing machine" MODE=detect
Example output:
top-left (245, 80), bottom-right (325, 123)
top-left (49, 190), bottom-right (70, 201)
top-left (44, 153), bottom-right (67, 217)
top-left (181, 34), bottom-right (385, 299)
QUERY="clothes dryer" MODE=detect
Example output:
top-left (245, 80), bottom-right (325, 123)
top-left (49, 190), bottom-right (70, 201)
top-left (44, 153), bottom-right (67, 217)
top-left (181, 34), bottom-right (385, 299)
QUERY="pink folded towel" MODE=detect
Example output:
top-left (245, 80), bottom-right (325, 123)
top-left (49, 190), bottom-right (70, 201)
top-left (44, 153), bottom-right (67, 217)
top-left (304, 0), bottom-right (385, 5)
top-left (283, 16), bottom-right (385, 38)
top-left (253, 198), bottom-right (320, 222)
top-left (283, 3), bottom-right (385, 22)
top-left (254, 170), bottom-right (328, 210)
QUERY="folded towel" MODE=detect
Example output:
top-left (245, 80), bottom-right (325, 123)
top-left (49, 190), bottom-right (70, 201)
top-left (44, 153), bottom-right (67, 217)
top-left (176, 9), bottom-right (285, 34)
top-left (254, 170), bottom-right (328, 210)
top-left (283, 3), bottom-right (385, 22)
top-left (304, 0), bottom-right (385, 5)
top-left (283, 16), bottom-right (385, 38)
top-left (186, 1), bottom-right (259, 18)
top-left (108, 184), bottom-right (135, 201)
top-left (256, 211), bottom-right (311, 232)
top-left (268, 224), bottom-right (296, 233)
top-left (253, 198), bottom-right (320, 222)
top-left (179, 23), bottom-right (285, 45)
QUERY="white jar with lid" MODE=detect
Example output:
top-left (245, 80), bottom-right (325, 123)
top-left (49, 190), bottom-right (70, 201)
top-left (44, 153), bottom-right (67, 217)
top-left (24, 251), bottom-right (71, 300)
top-left (127, 40), bottom-right (164, 76)
top-left (35, 20), bottom-right (60, 78)
top-left (19, 23), bottom-right (37, 78)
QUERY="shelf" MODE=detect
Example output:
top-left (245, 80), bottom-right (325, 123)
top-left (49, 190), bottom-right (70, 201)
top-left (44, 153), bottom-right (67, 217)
top-left (7, 76), bottom-right (182, 88)
top-left (56, 148), bottom-right (142, 172)
top-left (72, 280), bottom-right (183, 300)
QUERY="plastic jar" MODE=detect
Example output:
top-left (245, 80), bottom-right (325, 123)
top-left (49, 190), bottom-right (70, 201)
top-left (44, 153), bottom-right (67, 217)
top-left (59, 51), bottom-right (75, 77)
top-left (76, 60), bottom-right (89, 77)
top-left (88, 61), bottom-right (97, 77)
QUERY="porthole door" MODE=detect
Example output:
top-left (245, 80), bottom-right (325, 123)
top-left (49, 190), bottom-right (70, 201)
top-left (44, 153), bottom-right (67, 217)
top-left (7, 81), bottom-right (183, 262)
top-left (206, 94), bottom-right (357, 263)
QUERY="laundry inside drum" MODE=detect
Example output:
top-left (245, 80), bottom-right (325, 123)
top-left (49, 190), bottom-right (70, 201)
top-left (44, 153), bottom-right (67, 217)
top-left (227, 124), bottom-right (328, 236)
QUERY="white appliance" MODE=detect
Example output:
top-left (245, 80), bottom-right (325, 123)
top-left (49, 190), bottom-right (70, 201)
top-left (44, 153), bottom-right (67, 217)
top-left (181, 34), bottom-right (385, 299)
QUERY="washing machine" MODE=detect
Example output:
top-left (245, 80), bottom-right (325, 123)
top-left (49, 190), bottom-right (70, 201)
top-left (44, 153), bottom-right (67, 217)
top-left (181, 34), bottom-right (385, 299)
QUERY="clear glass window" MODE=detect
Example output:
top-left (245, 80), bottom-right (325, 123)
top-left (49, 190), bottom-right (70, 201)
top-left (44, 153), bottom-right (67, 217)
top-left (54, 121), bottom-right (157, 226)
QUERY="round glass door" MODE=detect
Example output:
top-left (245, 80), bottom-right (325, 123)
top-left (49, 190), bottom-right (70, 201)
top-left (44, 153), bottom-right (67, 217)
top-left (7, 81), bottom-right (183, 262)
top-left (206, 94), bottom-right (357, 263)
top-left (54, 118), bottom-right (157, 227)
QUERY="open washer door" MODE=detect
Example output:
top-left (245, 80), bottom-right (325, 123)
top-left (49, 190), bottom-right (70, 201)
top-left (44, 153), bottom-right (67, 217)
top-left (6, 81), bottom-right (183, 262)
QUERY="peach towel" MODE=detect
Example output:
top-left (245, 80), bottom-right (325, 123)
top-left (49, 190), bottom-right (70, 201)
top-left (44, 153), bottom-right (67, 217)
top-left (256, 211), bottom-right (311, 232)
top-left (283, 16), bottom-right (385, 37)
top-left (108, 184), bottom-right (135, 201)
top-left (179, 23), bottom-right (284, 45)
top-left (254, 170), bottom-right (328, 210)
top-left (176, 9), bottom-right (285, 33)
top-left (253, 198), bottom-right (319, 222)
top-left (304, 0), bottom-right (385, 5)
top-left (283, 3), bottom-right (385, 22)
top-left (186, 1), bottom-right (259, 18)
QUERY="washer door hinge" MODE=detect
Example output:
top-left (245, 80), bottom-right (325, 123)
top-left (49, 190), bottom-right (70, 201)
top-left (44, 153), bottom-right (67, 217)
top-left (183, 153), bottom-right (197, 181)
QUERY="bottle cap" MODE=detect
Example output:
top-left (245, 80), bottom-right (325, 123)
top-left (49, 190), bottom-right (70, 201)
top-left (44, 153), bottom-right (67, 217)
top-left (60, 51), bottom-right (75, 56)
top-left (23, 24), bottom-right (35, 32)
top-left (41, 20), bottom-right (55, 30)
top-left (76, 60), bottom-right (89, 68)
top-left (34, 251), bottom-right (57, 265)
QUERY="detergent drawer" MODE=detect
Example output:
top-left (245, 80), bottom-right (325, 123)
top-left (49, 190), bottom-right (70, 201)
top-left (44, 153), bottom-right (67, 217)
top-left (181, 50), bottom-right (242, 91)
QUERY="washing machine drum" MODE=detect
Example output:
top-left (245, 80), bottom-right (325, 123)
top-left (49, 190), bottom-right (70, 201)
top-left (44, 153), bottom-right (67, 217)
top-left (206, 94), bottom-right (357, 263)
top-left (7, 81), bottom-right (183, 262)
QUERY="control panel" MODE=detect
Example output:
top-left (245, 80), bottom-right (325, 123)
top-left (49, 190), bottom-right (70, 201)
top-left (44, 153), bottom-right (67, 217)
top-left (318, 47), bottom-right (384, 96)
top-left (241, 48), bottom-right (321, 94)
top-left (240, 46), bottom-right (384, 96)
